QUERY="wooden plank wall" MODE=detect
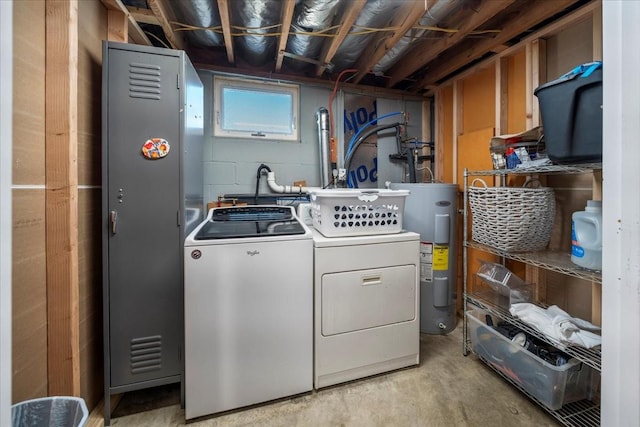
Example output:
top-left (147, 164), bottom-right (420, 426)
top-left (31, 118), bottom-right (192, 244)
top-left (12, 0), bottom-right (48, 403)
top-left (461, 66), bottom-right (495, 136)
top-left (12, 0), bottom-right (106, 409)
top-left (506, 50), bottom-right (527, 133)
top-left (435, 3), bottom-right (602, 321)
top-left (457, 68), bottom-right (496, 311)
top-left (457, 127), bottom-right (498, 300)
top-left (541, 16), bottom-right (597, 322)
top-left (435, 85), bottom-right (453, 184)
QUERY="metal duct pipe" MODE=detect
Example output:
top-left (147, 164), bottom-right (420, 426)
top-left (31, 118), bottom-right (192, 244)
top-left (374, 0), bottom-right (462, 73)
top-left (286, 0), bottom-right (340, 69)
top-left (230, 0), bottom-right (280, 66)
top-left (169, 0), bottom-right (223, 47)
top-left (294, 0), bottom-right (340, 29)
top-left (285, 24), bottom-right (326, 69)
top-left (330, 0), bottom-right (404, 71)
top-left (316, 107), bottom-right (331, 188)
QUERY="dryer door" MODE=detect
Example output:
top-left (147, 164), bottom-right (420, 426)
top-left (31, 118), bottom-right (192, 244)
top-left (321, 265), bottom-right (416, 336)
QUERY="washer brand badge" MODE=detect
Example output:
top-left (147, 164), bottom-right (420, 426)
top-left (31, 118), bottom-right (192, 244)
top-left (247, 250), bottom-right (260, 256)
top-left (191, 250), bottom-right (201, 260)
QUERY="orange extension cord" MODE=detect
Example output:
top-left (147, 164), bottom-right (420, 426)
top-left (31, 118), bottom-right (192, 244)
top-left (328, 69), bottom-right (358, 164)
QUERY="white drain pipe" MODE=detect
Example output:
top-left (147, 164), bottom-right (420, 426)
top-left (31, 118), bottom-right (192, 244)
top-left (266, 171), bottom-right (321, 194)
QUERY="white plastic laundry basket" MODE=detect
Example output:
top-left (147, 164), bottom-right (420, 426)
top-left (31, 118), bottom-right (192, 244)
top-left (309, 188), bottom-right (409, 237)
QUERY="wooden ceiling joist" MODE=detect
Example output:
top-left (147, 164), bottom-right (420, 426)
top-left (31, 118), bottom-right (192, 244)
top-left (107, 9), bottom-right (128, 43)
top-left (315, 0), bottom-right (366, 77)
top-left (103, 0), bottom-right (596, 92)
top-left (101, 0), bottom-right (151, 45)
top-left (385, 0), bottom-right (516, 88)
top-left (217, 0), bottom-right (235, 64)
top-left (428, 0), bottom-right (601, 93)
top-left (352, 0), bottom-right (429, 84)
top-left (126, 19), bottom-right (152, 46)
top-left (416, 0), bottom-right (581, 89)
top-left (146, 0), bottom-right (185, 50)
top-left (275, 0), bottom-right (296, 71)
top-left (126, 6), bottom-right (159, 26)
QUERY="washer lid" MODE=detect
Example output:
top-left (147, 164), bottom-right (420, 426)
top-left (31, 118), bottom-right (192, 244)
top-left (194, 206), bottom-right (307, 240)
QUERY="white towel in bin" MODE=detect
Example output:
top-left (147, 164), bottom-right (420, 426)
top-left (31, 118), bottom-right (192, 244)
top-left (509, 303), bottom-right (602, 349)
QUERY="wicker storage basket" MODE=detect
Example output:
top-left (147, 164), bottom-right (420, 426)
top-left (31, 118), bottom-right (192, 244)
top-left (468, 178), bottom-right (555, 252)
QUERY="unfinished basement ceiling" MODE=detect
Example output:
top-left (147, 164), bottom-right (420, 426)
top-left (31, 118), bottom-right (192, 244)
top-left (108, 0), bottom-right (591, 92)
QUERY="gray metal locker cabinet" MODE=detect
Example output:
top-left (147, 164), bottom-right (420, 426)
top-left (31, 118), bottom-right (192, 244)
top-left (101, 41), bottom-right (204, 425)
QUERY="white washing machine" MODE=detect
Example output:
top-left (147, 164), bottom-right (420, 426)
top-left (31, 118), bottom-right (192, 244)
top-left (312, 229), bottom-right (420, 389)
top-left (184, 206), bottom-right (313, 420)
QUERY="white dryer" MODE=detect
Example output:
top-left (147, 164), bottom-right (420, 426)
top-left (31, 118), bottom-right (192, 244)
top-left (312, 229), bottom-right (420, 389)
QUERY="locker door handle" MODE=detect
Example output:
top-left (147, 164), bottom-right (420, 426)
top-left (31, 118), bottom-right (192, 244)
top-left (110, 210), bottom-right (118, 234)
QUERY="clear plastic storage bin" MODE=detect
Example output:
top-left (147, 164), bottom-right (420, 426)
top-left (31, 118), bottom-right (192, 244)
top-left (475, 261), bottom-right (532, 309)
top-left (466, 307), bottom-right (596, 410)
top-left (11, 397), bottom-right (88, 427)
top-left (309, 189), bottom-right (408, 237)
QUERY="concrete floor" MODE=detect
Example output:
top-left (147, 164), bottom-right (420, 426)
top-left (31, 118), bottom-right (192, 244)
top-left (110, 323), bottom-right (558, 426)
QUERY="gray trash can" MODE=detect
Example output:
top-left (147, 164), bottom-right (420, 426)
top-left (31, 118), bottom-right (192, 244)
top-left (11, 397), bottom-right (88, 427)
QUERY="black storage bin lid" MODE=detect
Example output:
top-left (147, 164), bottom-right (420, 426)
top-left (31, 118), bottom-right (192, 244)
top-left (534, 62), bottom-right (603, 164)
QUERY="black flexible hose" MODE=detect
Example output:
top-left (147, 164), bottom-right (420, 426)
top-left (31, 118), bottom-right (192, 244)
top-left (344, 123), bottom-right (401, 187)
top-left (254, 164), bottom-right (272, 205)
top-left (402, 125), bottom-right (417, 183)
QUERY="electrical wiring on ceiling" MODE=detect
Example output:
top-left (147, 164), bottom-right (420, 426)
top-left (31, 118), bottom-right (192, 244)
top-left (170, 22), bottom-right (502, 38)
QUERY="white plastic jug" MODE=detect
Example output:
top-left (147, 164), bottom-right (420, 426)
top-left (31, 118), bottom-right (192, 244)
top-left (571, 200), bottom-right (602, 270)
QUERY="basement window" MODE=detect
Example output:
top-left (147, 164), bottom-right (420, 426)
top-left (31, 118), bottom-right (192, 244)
top-left (214, 76), bottom-right (299, 141)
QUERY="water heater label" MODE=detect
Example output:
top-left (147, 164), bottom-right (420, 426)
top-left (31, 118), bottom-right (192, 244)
top-left (420, 242), bottom-right (433, 281)
top-left (433, 245), bottom-right (449, 271)
top-left (421, 264), bottom-right (433, 281)
top-left (420, 242), bottom-right (433, 254)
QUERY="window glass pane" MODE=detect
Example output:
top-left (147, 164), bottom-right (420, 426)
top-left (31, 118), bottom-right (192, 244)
top-left (222, 87), bottom-right (293, 135)
top-left (214, 76), bottom-right (299, 141)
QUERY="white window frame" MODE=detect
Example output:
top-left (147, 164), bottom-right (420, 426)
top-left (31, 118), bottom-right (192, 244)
top-left (213, 76), bottom-right (299, 141)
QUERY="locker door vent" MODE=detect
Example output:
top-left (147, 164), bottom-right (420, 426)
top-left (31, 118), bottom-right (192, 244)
top-left (129, 62), bottom-right (162, 100)
top-left (130, 335), bottom-right (162, 374)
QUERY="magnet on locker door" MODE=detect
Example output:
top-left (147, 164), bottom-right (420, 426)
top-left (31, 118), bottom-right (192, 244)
top-left (142, 138), bottom-right (170, 159)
